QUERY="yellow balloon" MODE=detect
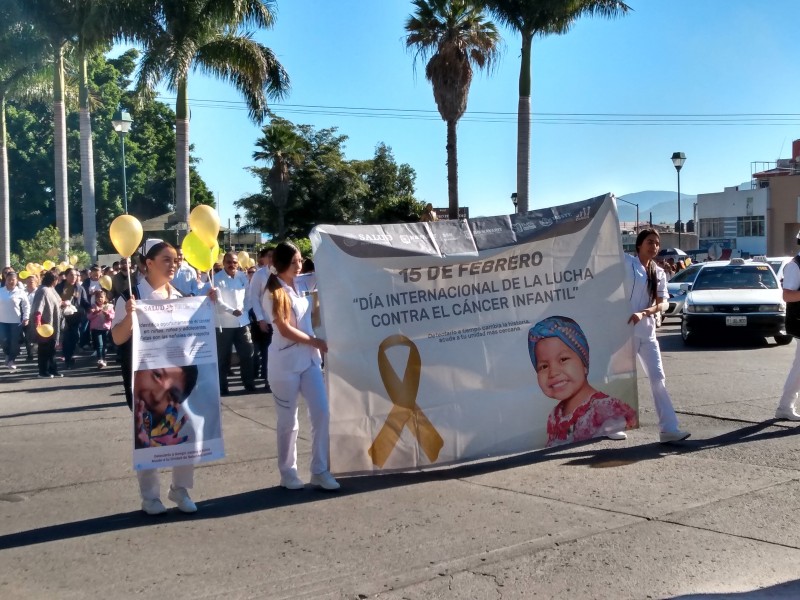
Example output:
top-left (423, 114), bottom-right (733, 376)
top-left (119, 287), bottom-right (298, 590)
top-left (33, 263), bottom-right (43, 274)
top-left (58, 261), bottom-right (69, 272)
top-left (18, 270), bottom-right (30, 279)
top-left (100, 275), bottom-right (113, 291)
top-left (109, 214), bottom-right (144, 257)
top-left (69, 255), bottom-right (78, 266)
top-left (36, 324), bottom-right (54, 338)
top-left (25, 263), bottom-right (35, 273)
top-left (237, 250), bottom-right (249, 265)
top-left (182, 231), bottom-right (214, 272)
top-left (42, 260), bottom-right (54, 270)
top-left (188, 205), bottom-right (220, 247)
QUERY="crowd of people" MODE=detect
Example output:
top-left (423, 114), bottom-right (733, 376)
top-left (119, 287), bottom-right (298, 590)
top-left (1, 241), bottom-right (336, 514)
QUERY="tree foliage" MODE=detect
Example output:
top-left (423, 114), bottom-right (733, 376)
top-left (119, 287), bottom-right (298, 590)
top-left (5, 49), bottom-right (214, 256)
top-left (237, 119), bottom-right (422, 239)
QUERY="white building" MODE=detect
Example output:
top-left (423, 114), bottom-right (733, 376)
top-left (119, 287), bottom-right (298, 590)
top-left (695, 186), bottom-right (769, 256)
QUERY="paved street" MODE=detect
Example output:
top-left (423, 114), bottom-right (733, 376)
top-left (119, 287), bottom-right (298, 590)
top-left (2, 321), bottom-right (800, 599)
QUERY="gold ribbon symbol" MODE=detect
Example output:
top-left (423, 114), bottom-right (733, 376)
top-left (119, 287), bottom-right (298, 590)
top-left (368, 335), bottom-right (444, 468)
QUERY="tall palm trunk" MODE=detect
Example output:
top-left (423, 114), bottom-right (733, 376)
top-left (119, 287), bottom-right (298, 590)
top-left (516, 33), bottom-right (533, 215)
top-left (53, 43), bottom-right (69, 259)
top-left (0, 95), bottom-right (9, 268)
top-left (446, 119), bottom-right (459, 220)
top-left (175, 79), bottom-right (190, 224)
top-left (78, 47), bottom-right (97, 260)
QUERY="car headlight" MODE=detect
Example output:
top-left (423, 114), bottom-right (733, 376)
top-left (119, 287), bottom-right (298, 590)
top-left (758, 304), bottom-right (785, 312)
top-left (686, 304), bottom-right (713, 313)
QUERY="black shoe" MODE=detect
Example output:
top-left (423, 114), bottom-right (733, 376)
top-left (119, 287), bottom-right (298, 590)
top-left (264, 384), bottom-right (272, 393)
top-left (244, 384), bottom-right (256, 392)
top-left (220, 389), bottom-right (229, 397)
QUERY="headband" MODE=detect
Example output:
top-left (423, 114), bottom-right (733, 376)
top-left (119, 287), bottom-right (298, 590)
top-left (528, 316), bottom-right (590, 370)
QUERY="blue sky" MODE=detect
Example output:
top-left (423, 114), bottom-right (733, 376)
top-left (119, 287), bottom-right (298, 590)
top-left (147, 0), bottom-right (800, 228)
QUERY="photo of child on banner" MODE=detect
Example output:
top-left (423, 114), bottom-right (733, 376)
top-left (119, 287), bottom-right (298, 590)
top-left (528, 316), bottom-right (637, 447)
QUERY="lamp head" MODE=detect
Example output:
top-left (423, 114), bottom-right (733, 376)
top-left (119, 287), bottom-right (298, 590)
top-left (671, 152), bottom-right (686, 171)
top-left (112, 110), bottom-right (133, 135)
top-left (511, 192), bottom-right (518, 207)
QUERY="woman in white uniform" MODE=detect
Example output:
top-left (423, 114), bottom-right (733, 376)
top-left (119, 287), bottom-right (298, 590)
top-left (626, 229), bottom-right (690, 443)
top-left (262, 241), bottom-right (339, 491)
top-left (111, 240), bottom-right (205, 515)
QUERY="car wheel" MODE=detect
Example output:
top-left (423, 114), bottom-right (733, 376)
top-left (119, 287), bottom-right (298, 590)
top-left (775, 334), bottom-right (794, 346)
top-left (681, 319), bottom-right (695, 345)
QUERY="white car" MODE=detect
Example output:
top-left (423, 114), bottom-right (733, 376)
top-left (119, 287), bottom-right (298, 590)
top-left (681, 259), bottom-right (790, 346)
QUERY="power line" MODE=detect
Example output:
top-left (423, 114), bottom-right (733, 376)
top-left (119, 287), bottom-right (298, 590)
top-left (155, 95), bottom-right (800, 126)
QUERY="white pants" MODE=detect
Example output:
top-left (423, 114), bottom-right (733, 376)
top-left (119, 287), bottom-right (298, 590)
top-left (137, 465), bottom-right (194, 501)
top-left (633, 333), bottom-right (681, 433)
top-left (271, 364), bottom-right (330, 477)
top-left (778, 342), bottom-right (800, 411)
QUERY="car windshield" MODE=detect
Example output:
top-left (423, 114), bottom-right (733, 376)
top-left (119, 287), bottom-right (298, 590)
top-left (692, 265), bottom-right (779, 291)
top-left (669, 264), bottom-right (702, 283)
top-left (767, 260), bottom-right (784, 274)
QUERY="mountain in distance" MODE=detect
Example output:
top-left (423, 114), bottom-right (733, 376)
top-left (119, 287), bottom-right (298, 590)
top-left (617, 190), bottom-right (697, 226)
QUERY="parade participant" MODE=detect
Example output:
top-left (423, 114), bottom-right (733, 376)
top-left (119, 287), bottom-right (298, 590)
top-left (0, 271), bottom-right (29, 371)
top-left (262, 241), bottom-right (339, 491)
top-left (213, 251), bottom-right (255, 394)
top-left (55, 268), bottom-right (90, 369)
top-left (529, 316), bottom-right (637, 447)
top-left (111, 239), bottom-right (210, 515)
top-left (22, 273), bottom-right (38, 362)
top-left (172, 249), bottom-right (199, 297)
top-left (775, 233), bottom-right (800, 421)
top-left (249, 247), bottom-right (274, 389)
top-left (111, 256), bottom-right (134, 302)
top-left (30, 271), bottom-right (63, 378)
top-left (87, 289), bottom-right (114, 368)
top-left (626, 229), bottom-right (690, 442)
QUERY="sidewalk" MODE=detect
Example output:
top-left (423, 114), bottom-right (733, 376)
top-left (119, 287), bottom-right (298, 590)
top-left (2, 335), bottom-right (800, 599)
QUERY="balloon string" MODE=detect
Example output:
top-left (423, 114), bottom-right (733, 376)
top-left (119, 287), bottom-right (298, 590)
top-left (209, 268), bottom-right (221, 333)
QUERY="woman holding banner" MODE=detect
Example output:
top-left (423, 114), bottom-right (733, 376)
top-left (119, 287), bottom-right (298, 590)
top-left (263, 241), bottom-right (339, 491)
top-left (111, 240), bottom-right (201, 515)
top-left (626, 229), bottom-right (690, 443)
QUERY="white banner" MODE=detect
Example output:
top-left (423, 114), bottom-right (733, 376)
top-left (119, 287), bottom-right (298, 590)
top-left (311, 194), bottom-right (637, 474)
top-left (131, 296), bottom-right (224, 470)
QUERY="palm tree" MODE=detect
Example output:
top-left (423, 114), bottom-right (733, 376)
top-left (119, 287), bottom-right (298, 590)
top-left (484, 0), bottom-right (631, 214)
top-left (406, 0), bottom-right (500, 220)
top-left (0, 12), bottom-right (50, 268)
top-left (136, 0), bottom-right (290, 226)
top-left (252, 117), bottom-right (304, 240)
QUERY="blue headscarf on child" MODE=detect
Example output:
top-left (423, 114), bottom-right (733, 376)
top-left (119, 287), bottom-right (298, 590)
top-left (528, 316), bottom-right (590, 370)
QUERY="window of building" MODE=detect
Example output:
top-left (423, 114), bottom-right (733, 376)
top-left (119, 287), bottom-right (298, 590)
top-left (736, 215), bottom-right (765, 237)
top-left (701, 217), bottom-right (725, 238)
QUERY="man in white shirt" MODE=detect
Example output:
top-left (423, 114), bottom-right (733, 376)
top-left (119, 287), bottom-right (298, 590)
top-left (776, 238), bottom-right (800, 421)
top-left (214, 252), bottom-right (255, 394)
top-left (248, 247), bottom-right (274, 391)
top-left (0, 271), bottom-right (29, 370)
top-left (172, 249), bottom-right (200, 296)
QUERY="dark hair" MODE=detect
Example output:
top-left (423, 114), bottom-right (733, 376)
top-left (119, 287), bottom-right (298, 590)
top-left (301, 258), bottom-right (315, 274)
top-left (144, 241), bottom-right (176, 263)
top-left (267, 241), bottom-right (300, 323)
top-left (258, 247), bottom-right (272, 259)
top-left (180, 365), bottom-right (199, 401)
top-left (634, 228), bottom-right (660, 304)
top-left (41, 271), bottom-right (57, 287)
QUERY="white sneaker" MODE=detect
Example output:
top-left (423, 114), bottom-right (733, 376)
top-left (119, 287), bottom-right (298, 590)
top-left (141, 498), bottom-right (167, 515)
top-left (606, 431), bottom-right (627, 441)
top-left (310, 471), bottom-right (340, 491)
top-left (167, 485), bottom-right (197, 513)
top-left (660, 430), bottom-right (691, 443)
top-left (7, 362), bottom-right (17, 371)
top-left (775, 408), bottom-right (800, 421)
top-left (279, 473), bottom-right (305, 490)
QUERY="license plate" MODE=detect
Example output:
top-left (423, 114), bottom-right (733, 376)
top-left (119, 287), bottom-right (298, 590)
top-left (726, 316), bottom-right (747, 326)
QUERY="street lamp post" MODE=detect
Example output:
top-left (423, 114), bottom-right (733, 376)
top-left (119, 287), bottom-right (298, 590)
top-left (671, 152), bottom-right (686, 249)
top-left (511, 192), bottom-right (518, 214)
top-left (235, 213), bottom-right (241, 250)
top-left (617, 197), bottom-right (639, 233)
top-left (112, 110), bottom-right (133, 214)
